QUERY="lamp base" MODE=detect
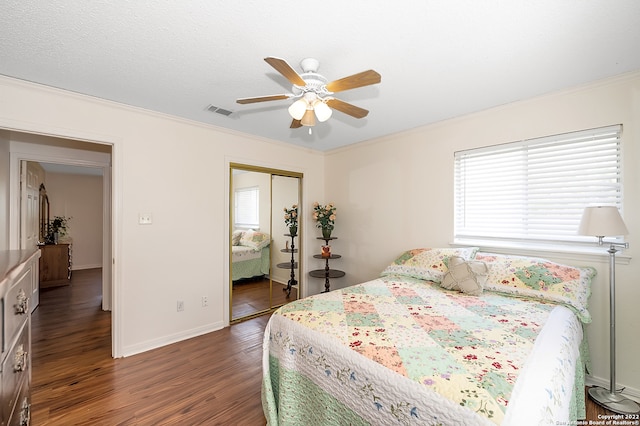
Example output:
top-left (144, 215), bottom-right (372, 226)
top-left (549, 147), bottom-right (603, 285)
top-left (589, 387), bottom-right (640, 415)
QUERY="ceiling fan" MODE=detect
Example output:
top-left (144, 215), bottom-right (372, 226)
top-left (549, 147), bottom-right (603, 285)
top-left (236, 57), bottom-right (381, 129)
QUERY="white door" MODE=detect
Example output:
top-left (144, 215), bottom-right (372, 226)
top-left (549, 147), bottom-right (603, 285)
top-left (20, 160), bottom-right (41, 311)
top-left (20, 161), bottom-right (41, 248)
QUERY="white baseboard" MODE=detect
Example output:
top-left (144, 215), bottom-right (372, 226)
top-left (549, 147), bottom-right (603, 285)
top-left (120, 321), bottom-right (225, 358)
top-left (72, 263), bottom-right (102, 271)
top-left (586, 374), bottom-right (640, 403)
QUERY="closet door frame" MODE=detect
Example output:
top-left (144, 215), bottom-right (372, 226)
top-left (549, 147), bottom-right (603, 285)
top-left (229, 162), bottom-right (303, 323)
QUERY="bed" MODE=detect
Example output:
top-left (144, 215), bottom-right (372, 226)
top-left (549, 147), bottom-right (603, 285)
top-left (232, 230), bottom-right (271, 281)
top-left (262, 248), bottom-right (594, 425)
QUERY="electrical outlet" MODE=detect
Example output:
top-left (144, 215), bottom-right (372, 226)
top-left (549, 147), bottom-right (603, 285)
top-left (138, 213), bottom-right (153, 225)
top-left (177, 300), bottom-right (184, 312)
top-left (201, 296), bottom-right (208, 307)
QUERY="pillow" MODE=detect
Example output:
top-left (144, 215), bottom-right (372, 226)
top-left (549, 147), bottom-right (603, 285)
top-left (441, 256), bottom-right (488, 296)
top-left (474, 252), bottom-right (596, 323)
top-left (380, 247), bottom-right (479, 283)
top-left (239, 230), bottom-right (271, 250)
top-left (231, 230), bottom-right (244, 246)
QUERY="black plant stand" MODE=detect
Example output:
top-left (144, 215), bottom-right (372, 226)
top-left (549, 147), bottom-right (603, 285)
top-left (277, 233), bottom-right (298, 297)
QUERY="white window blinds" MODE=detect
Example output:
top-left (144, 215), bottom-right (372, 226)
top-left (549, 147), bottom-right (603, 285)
top-left (234, 186), bottom-right (259, 229)
top-left (454, 125), bottom-right (623, 246)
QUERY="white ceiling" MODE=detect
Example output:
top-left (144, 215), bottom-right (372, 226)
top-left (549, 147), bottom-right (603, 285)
top-left (2, 1), bottom-right (640, 151)
top-left (40, 163), bottom-right (103, 177)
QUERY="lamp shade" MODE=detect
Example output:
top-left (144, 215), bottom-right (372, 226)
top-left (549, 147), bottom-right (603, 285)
top-left (300, 109), bottom-right (316, 127)
top-left (578, 206), bottom-right (629, 237)
top-left (288, 99), bottom-right (308, 120)
top-left (314, 101), bottom-right (333, 122)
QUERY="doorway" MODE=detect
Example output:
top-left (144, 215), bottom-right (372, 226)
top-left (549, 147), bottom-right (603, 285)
top-left (6, 129), bottom-right (115, 353)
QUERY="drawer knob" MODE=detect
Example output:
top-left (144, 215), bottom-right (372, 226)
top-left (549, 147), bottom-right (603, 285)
top-left (14, 288), bottom-right (29, 314)
top-left (14, 344), bottom-right (28, 373)
top-left (20, 396), bottom-right (31, 426)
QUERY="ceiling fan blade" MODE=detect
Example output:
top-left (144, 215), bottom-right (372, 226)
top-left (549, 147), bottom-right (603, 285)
top-left (326, 99), bottom-right (369, 119)
top-left (264, 57), bottom-right (306, 86)
top-left (236, 94), bottom-right (290, 104)
top-left (325, 70), bottom-right (381, 93)
top-left (290, 119), bottom-right (302, 128)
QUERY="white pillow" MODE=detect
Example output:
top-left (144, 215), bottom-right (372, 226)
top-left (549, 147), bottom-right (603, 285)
top-left (441, 256), bottom-right (488, 296)
top-left (231, 230), bottom-right (244, 246)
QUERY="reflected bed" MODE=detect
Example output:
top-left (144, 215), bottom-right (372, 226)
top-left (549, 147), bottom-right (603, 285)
top-left (232, 245), bottom-right (270, 281)
top-left (232, 230), bottom-right (271, 282)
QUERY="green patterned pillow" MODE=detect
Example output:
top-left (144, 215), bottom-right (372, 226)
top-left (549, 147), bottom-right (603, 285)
top-left (475, 252), bottom-right (596, 323)
top-left (380, 247), bottom-right (479, 283)
top-left (240, 230), bottom-right (270, 250)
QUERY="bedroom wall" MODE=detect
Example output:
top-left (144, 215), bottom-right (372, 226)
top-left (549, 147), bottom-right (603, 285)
top-left (43, 171), bottom-right (103, 270)
top-left (0, 75), bottom-right (326, 357)
top-left (324, 71), bottom-right (640, 398)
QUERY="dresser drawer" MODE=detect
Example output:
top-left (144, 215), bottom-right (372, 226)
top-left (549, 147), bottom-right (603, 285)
top-left (6, 377), bottom-right (29, 426)
top-left (1, 322), bottom-right (29, 425)
top-left (3, 269), bottom-right (31, 355)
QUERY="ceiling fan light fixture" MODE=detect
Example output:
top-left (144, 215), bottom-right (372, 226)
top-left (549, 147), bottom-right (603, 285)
top-left (288, 98), bottom-right (307, 120)
top-left (238, 57), bottom-right (381, 130)
top-left (301, 109), bottom-right (316, 127)
top-left (314, 100), bottom-right (332, 122)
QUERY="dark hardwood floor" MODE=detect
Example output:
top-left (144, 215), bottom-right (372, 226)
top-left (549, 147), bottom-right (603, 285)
top-left (31, 268), bottom-right (268, 425)
top-left (232, 276), bottom-right (296, 319)
top-left (31, 268), bottom-right (617, 425)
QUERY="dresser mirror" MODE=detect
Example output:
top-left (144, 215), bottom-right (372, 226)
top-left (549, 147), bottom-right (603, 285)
top-left (229, 163), bottom-right (302, 322)
top-left (39, 183), bottom-right (49, 243)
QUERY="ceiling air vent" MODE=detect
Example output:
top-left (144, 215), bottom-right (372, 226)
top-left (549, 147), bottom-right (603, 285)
top-left (206, 105), bottom-right (233, 116)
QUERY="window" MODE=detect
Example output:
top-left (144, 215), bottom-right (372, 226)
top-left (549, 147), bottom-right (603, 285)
top-left (234, 186), bottom-right (259, 229)
top-left (454, 124), bottom-right (623, 248)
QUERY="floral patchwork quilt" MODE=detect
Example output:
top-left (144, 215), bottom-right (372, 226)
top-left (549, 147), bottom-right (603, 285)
top-left (262, 275), bottom-right (585, 425)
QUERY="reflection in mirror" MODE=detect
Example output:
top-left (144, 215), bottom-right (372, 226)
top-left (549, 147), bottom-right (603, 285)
top-left (230, 169), bottom-right (271, 321)
top-left (230, 164), bottom-right (302, 323)
top-left (39, 183), bottom-right (49, 243)
top-left (271, 175), bottom-right (299, 300)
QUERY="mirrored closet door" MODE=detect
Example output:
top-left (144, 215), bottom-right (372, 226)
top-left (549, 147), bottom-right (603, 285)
top-left (229, 163), bottom-right (302, 322)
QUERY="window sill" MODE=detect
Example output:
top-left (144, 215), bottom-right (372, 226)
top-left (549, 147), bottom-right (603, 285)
top-left (451, 239), bottom-right (631, 265)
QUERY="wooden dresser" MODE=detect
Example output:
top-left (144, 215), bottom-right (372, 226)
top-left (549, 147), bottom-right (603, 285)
top-left (0, 248), bottom-right (40, 425)
top-left (38, 244), bottom-right (72, 288)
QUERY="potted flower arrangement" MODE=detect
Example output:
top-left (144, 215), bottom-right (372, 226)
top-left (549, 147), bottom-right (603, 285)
top-left (284, 204), bottom-right (298, 236)
top-left (47, 215), bottom-right (71, 244)
top-left (312, 202), bottom-right (336, 239)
